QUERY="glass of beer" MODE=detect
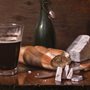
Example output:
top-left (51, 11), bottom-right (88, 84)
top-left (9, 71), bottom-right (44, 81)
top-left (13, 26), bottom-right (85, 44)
top-left (0, 23), bottom-right (24, 75)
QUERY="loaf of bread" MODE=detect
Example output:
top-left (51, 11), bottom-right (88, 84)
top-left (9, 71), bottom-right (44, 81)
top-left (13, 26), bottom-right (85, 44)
top-left (19, 46), bottom-right (71, 70)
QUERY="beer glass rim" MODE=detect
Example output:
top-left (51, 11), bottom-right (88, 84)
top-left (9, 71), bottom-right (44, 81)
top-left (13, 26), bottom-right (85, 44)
top-left (0, 23), bottom-right (24, 28)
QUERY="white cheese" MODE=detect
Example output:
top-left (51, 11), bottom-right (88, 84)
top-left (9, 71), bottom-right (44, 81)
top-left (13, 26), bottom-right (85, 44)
top-left (67, 35), bottom-right (90, 62)
top-left (66, 68), bottom-right (73, 79)
top-left (64, 65), bottom-right (69, 77)
top-left (55, 67), bottom-right (63, 82)
top-left (71, 75), bottom-right (83, 82)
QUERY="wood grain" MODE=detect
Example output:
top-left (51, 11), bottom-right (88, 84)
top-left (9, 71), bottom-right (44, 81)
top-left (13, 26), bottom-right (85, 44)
top-left (0, 0), bottom-right (89, 49)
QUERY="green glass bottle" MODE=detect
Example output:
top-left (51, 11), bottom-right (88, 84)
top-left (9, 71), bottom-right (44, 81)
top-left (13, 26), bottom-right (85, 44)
top-left (34, 0), bottom-right (55, 48)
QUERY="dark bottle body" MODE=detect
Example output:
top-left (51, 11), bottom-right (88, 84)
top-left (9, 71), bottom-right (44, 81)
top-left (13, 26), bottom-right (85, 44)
top-left (34, 0), bottom-right (55, 48)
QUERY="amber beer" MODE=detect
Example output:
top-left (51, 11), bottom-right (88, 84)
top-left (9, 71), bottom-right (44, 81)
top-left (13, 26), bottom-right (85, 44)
top-left (0, 40), bottom-right (21, 70)
top-left (0, 23), bottom-right (23, 75)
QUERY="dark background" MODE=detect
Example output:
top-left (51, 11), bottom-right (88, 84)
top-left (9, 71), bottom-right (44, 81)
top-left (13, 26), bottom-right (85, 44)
top-left (0, 0), bottom-right (89, 50)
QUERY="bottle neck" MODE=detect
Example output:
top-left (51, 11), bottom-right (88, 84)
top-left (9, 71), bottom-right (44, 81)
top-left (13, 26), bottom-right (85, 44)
top-left (40, 0), bottom-right (49, 15)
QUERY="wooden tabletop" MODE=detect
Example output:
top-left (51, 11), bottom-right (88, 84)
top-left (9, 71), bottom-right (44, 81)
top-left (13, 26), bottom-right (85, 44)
top-left (0, 64), bottom-right (89, 90)
top-left (0, 65), bottom-right (90, 90)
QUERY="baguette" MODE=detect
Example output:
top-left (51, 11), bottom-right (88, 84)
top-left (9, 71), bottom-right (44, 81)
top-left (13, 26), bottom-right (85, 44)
top-left (19, 46), bottom-right (71, 70)
top-left (23, 46), bottom-right (43, 67)
top-left (19, 46), bottom-right (30, 64)
top-left (80, 61), bottom-right (90, 71)
top-left (34, 46), bottom-right (48, 54)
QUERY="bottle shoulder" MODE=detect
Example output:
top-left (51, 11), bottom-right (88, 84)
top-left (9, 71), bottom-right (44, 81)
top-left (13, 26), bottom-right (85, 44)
top-left (37, 15), bottom-right (54, 27)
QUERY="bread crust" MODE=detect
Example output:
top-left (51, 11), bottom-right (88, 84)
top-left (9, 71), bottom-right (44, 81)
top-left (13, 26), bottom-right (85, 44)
top-left (19, 46), bottom-right (70, 70)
